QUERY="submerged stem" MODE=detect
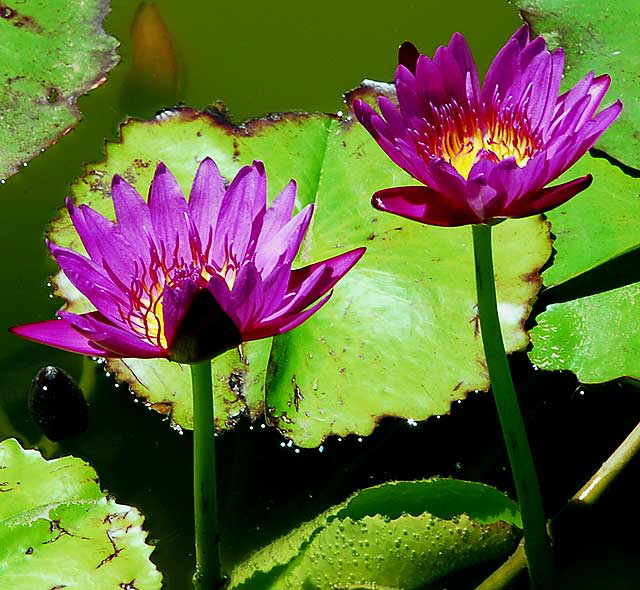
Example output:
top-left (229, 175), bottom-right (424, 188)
top-left (191, 360), bottom-right (223, 589)
top-left (472, 223), bottom-right (553, 590)
top-left (477, 420), bottom-right (640, 589)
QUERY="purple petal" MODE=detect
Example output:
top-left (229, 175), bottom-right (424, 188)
top-left (111, 175), bottom-right (156, 264)
top-left (215, 162), bottom-right (266, 266)
top-left (353, 99), bottom-right (383, 140)
top-left (189, 157), bottom-right (226, 254)
top-left (506, 175), bottom-right (593, 218)
top-left (398, 41), bottom-right (420, 73)
top-left (68, 199), bottom-right (136, 278)
top-left (481, 37), bottom-right (523, 107)
top-left (48, 243), bottom-right (128, 324)
top-left (466, 158), bottom-right (500, 218)
top-left (10, 319), bottom-right (107, 356)
top-left (372, 185), bottom-right (481, 226)
top-left (279, 248), bottom-right (366, 316)
top-left (259, 179), bottom-right (297, 244)
top-left (148, 162), bottom-right (193, 266)
top-left (60, 311), bottom-right (166, 358)
top-left (255, 204), bottom-right (313, 276)
top-left (243, 293), bottom-right (333, 342)
top-left (522, 49), bottom-right (565, 131)
top-left (229, 262), bottom-right (265, 329)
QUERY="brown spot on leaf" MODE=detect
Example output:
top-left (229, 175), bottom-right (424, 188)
top-left (232, 138), bottom-right (240, 162)
top-left (119, 581), bottom-right (139, 590)
top-left (149, 402), bottom-right (173, 415)
top-left (25, 546), bottom-right (33, 555)
top-left (97, 530), bottom-right (123, 568)
top-left (366, 232), bottom-right (377, 241)
top-left (44, 520), bottom-right (71, 543)
top-left (46, 87), bottom-right (60, 104)
top-left (0, 4), bottom-right (43, 31)
top-left (0, 4), bottom-right (15, 18)
top-left (292, 376), bottom-right (303, 411)
top-left (133, 158), bottom-right (150, 169)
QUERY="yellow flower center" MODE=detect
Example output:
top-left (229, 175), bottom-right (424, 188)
top-left (442, 124), bottom-right (536, 179)
top-left (123, 246), bottom-right (239, 351)
top-left (420, 101), bottom-right (542, 179)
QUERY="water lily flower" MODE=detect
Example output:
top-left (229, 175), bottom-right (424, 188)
top-left (12, 159), bottom-right (365, 363)
top-left (354, 25), bottom-right (622, 226)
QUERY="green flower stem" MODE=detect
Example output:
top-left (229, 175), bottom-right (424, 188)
top-left (472, 223), bottom-right (553, 590)
top-left (191, 360), bottom-right (223, 589)
top-left (476, 419), bottom-right (640, 589)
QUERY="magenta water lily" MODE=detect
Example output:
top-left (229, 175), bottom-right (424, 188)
top-left (12, 159), bottom-right (365, 363)
top-left (354, 26), bottom-right (622, 226)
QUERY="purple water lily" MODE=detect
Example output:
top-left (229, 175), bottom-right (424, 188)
top-left (12, 159), bottom-right (365, 362)
top-left (354, 26), bottom-right (622, 226)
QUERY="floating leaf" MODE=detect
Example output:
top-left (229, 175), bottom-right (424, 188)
top-left (0, 438), bottom-right (161, 589)
top-left (515, 0), bottom-right (640, 169)
top-left (0, 0), bottom-right (119, 179)
top-left (543, 155), bottom-right (640, 287)
top-left (228, 478), bottom-right (521, 590)
top-left (530, 282), bottom-right (640, 382)
top-left (48, 86), bottom-right (551, 446)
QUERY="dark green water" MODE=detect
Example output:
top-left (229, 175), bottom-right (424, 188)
top-left (2, 2), bottom-right (638, 588)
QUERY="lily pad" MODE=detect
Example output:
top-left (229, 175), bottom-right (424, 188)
top-left (0, 0), bottom-right (119, 179)
top-left (48, 87), bottom-right (551, 446)
top-left (543, 154), bottom-right (640, 287)
top-left (228, 478), bottom-right (521, 589)
top-left (515, 0), bottom-right (640, 169)
top-left (0, 437), bottom-right (161, 589)
top-left (530, 282), bottom-right (640, 382)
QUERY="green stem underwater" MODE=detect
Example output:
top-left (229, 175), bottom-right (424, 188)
top-left (191, 360), bottom-right (224, 589)
top-left (472, 223), bottom-right (553, 590)
top-left (476, 420), bottom-right (640, 589)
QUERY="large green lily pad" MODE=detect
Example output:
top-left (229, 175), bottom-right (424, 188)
top-left (530, 282), bottom-right (640, 382)
top-left (543, 154), bottom-right (640, 287)
top-left (228, 478), bottom-right (520, 589)
top-left (515, 0), bottom-right (640, 169)
top-left (48, 86), bottom-right (551, 446)
top-left (0, 0), bottom-right (119, 179)
top-left (0, 438), bottom-right (161, 589)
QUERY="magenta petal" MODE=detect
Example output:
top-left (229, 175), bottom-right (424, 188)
top-left (68, 200), bottom-right (136, 278)
top-left (60, 311), bottom-right (166, 358)
top-left (398, 41), bottom-right (420, 73)
top-left (372, 185), bottom-right (481, 227)
top-left (10, 319), bottom-right (107, 356)
top-left (243, 293), bottom-right (333, 342)
top-left (48, 244), bottom-right (127, 324)
top-left (111, 175), bottom-right (156, 263)
top-left (259, 179), bottom-right (297, 245)
top-left (255, 204), bottom-right (313, 276)
top-left (280, 248), bottom-right (366, 316)
top-left (507, 175), bottom-right (593, 218)
top-left (215, 163), bottom-right (266, 264)
top-left (189, 157), bottom-right (226, 250)
top-left (148, 162), bottom-right (193, 265)
top-left (229, 262), bottom-right (265, 327)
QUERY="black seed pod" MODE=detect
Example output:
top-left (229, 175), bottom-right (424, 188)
top-left (29, 366), bottom-right (89, 441)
